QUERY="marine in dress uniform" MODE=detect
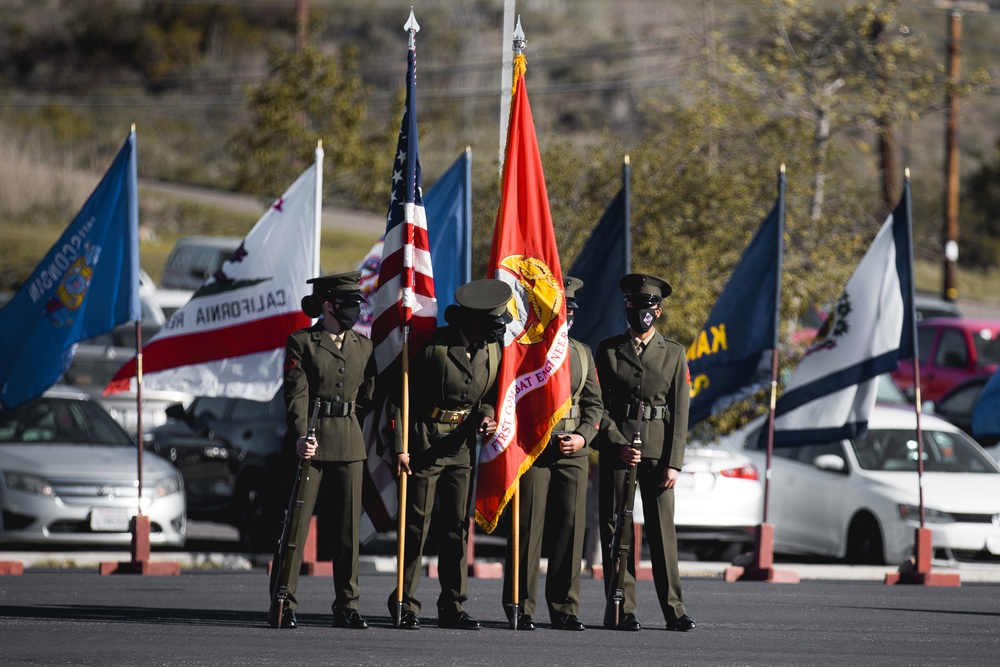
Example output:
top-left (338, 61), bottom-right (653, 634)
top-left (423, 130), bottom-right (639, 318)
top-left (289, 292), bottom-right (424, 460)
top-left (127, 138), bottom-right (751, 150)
top-left (268, 272), bottom-right (376, 630)
top-left (595, 273), bottom-right (697, 632)
top-left (501, 277), bottom-right (603, 631)
top-left (387, 279), bottom-right (512, 631)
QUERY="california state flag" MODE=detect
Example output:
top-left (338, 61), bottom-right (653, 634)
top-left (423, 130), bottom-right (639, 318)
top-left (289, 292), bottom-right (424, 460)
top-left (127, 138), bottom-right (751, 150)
top-left (475, 52), bottom-right (572, 532)
top-left (105, 149), bottom-right (323, 400)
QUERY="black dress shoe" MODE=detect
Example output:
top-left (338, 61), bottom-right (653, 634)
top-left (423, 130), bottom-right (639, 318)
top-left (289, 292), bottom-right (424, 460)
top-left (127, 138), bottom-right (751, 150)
top-left (399, 611), bottom-right (420, 630)
top-left (666, 614), bottom-right (696, 632)
top-left (616, 613), bottom-right (641, 632)
top-left (439, 611), bottom-right (481, 630)
top-left (267, 606), bottom-right (297, 629)
top-left (515, 615), bottom-right (535, 631)
top-left (332, 609), bottom-right (369, 629)
top-left (551, 614), bottom-right (585, 631)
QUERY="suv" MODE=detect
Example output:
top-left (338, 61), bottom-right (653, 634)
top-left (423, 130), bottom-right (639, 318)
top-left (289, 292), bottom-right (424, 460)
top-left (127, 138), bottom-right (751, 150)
top-left (892, 318), bottom-right (1000, 403)
top-left (160, 236), bottom-right (241, 290)
top-left (146, 393), bottom-right (286, 550)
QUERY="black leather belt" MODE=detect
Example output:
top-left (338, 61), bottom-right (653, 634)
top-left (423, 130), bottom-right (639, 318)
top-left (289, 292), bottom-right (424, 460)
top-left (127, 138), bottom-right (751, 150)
top-left (623, 403), bottom-right (670, 421)
top-left (319, 399), bottom-right (355, 418)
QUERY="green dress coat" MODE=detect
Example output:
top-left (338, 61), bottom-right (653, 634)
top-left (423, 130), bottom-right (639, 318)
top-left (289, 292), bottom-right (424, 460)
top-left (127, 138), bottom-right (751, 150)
top-left (595, 329), bottom-right (690, 624)
top-left (271, 322), bottom-right (376, 614)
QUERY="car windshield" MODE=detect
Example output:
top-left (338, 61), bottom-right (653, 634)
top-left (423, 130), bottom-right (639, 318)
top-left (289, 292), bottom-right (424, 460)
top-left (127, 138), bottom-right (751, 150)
top-left (850, 428), bottom-right (997, 473)
top-left (0, 397), bottom-right (133, 446)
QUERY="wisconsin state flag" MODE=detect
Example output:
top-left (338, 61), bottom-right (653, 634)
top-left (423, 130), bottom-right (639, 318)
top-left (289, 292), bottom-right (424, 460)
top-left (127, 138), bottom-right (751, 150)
top-left (475, 52), bottom-right (572, 532)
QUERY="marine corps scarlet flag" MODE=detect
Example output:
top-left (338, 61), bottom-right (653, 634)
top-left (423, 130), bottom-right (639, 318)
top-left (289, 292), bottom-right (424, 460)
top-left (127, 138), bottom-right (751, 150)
top-left (475, 52), bottom-right (571, 532)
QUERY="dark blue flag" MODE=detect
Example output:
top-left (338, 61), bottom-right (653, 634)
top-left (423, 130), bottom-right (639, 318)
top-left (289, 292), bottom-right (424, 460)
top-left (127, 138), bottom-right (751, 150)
top-left (568, 162), bottom-right (631, 351)
top-left (688, 175), bottom-right (784, 427)
top-left (0, 130), bottom-right (140, 409)
top-left (424, 149), bottom-right (472, 325)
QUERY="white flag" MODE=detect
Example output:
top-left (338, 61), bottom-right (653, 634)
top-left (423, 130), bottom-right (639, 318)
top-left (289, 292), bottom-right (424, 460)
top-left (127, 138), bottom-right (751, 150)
top-left (773, 182), bottom-right (915, 446)
top-left (106, 154), bottom-right (322, 400)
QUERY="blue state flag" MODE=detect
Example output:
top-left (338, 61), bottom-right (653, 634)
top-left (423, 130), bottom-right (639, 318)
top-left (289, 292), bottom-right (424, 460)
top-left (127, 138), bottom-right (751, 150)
top-left (772, 177), bottom-right (916, 446)
top-left (424, 149), bottom-right (472, 325)
top-left (0, 131), bottom-right (140, 409)
top-left (688, 178), bottom-right (784, 427)
top-left (568, 163), bottom-right (631, 351)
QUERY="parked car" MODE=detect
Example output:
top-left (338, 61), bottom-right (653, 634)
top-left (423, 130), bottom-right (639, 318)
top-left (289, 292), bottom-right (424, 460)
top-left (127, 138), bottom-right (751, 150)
top-left (732, 405), bottom-right (1000, 565)
top-left (0, 387), bottom-right (186, 547)
top-left (891, 317), bottom-right (1000, 403)
top-left (160, 236), bottom-right (242, 291)
top-left (925, 374), bottom-right (1000, 457)
top-left (145, 393), bottom-right (285, 550)
top-left (673, 437), bottom-right (762, 561)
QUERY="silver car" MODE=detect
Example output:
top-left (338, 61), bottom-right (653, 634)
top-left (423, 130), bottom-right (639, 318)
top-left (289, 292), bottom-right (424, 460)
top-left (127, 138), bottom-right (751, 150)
top-left (0, 388), bottom-right (186, 547)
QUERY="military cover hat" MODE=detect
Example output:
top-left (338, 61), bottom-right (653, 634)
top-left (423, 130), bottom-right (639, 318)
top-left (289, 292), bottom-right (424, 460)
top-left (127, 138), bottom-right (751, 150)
top-left (301, 271), bottom-right (364, 317)
top-left (454, 279), bottom-right (512, 317)
top-left (619, 272), bottom-right (672, 302)
top-left (307, 271), bottom-right (365, 303)
top-left (563, 276), bottom-right (584, 310)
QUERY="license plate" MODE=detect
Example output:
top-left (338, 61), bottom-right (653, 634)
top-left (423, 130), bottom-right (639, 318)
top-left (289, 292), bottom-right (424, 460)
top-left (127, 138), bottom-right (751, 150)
top-left (677, 472), bottom-right (715, 492)
top-left (90, 507), bottom-right (130, 532)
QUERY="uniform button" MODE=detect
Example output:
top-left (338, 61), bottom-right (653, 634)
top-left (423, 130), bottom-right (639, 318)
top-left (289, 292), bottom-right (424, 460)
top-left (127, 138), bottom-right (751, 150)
top-left (333, 396), bottom-right (342, 403)
top-left (464, 378), bottom-right (472, 385)
top-left (635, 372), bottom-right (641, 378)
top-left (460, 392), bottom-right (468, 399)
top-left (339, 367), bottom-right (345, 374)
top-left (336, 381), bottom-right (343, 388)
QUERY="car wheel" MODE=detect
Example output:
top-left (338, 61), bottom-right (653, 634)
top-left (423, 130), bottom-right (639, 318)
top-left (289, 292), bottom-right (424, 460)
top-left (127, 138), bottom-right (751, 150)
top-left (845, 513), bottom-right (885, 565)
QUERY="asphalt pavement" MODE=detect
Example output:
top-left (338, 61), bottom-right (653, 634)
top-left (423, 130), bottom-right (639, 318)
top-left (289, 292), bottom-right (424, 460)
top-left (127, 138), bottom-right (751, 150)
top-left (2, 567), bottom-right (999, 666)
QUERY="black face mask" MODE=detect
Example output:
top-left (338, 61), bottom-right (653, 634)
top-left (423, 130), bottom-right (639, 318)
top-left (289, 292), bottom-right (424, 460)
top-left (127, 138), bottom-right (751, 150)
top-left (331, 303), bottom-right (361, 330)
top-left (626, 307), bottom-right (658, 334)
top-left (481, 316), bottom-right (508, 344)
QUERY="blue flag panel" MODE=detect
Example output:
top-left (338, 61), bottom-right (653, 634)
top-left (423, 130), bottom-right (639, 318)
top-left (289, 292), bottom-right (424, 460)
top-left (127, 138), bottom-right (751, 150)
top-left (424, 150), bottom-right (472, 325)
top-left (0, 132), bottom-right (139, 409)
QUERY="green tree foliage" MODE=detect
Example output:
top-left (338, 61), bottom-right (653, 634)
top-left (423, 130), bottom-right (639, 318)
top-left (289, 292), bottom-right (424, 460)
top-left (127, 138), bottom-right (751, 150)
top-left (228, 43), bottom-right (387, 209)
top-left (960, 140), bottom-right (1000, 270)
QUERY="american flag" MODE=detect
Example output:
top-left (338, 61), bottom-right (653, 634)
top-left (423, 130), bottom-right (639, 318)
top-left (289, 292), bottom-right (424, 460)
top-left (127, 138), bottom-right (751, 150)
top-left (360, 26), bottom-right (437, 543)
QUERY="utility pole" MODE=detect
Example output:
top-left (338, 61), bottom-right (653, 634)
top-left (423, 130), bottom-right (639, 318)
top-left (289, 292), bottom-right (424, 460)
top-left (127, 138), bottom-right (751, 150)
top-left (870, 17), bottom-right (897, 212)
top-left (296, 0), bottom-right (309, 52)
top-left (942, 8), bottom-right (962, 302)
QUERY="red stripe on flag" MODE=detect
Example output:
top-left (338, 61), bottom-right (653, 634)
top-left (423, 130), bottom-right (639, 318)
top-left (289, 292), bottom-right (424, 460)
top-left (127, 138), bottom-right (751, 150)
top-left (106, 311), bottom-right (310, 388)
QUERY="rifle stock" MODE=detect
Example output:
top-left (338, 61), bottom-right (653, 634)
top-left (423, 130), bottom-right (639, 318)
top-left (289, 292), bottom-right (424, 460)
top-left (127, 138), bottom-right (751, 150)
top-left (603, 402), bottom-right (643, 629)
top-left (270, 397), bottom-right (321, 627)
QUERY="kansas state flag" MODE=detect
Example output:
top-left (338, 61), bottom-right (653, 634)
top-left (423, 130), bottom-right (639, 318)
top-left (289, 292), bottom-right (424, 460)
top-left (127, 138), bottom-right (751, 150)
top-left (772, 177), bottom-right (916, 446)
top-left (0, 130), bottom-right (140, 409)
top-left (688, 177), bottom-right (784, 427)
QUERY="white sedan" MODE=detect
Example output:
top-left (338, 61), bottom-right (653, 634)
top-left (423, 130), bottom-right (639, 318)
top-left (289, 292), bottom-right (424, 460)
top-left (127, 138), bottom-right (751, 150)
top-left (671, 438), bottom-right (763, 561)
top-left (729, 405), bottom-right (1000, 565)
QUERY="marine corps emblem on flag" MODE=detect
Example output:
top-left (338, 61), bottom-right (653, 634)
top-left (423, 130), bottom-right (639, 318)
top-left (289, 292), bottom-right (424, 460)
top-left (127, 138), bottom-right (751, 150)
top-left (497, 254), bottom-right (563, 346)
top-left (45, 242), bottom-right (101, 327)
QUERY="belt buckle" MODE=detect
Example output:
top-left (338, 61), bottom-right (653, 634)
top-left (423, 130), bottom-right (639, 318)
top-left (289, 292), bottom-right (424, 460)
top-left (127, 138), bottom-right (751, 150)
top-left (445, 410), bottom-right (463, 424)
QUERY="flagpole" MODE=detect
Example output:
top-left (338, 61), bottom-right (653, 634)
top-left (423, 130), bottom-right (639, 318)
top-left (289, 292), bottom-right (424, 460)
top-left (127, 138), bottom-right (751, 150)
top-left (725, 164), bottom-right (797, 584)
top-left (498, 0), bottom-right (516, 168)
top-left (394, 9), bottom-right (420, 628)
top-left (622, 155), bottom-right (632, 274)
top-left (506, 17), bottom-right (526, 632)
top-left (885, 170), bottom-right (958, 586)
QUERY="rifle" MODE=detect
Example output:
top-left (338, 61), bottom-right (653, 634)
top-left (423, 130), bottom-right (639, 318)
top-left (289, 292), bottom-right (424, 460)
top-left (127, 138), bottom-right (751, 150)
top-left (270, 397), bottom-right (322, 627)
top-left (603, 401), bottom-right (643, 629)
